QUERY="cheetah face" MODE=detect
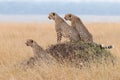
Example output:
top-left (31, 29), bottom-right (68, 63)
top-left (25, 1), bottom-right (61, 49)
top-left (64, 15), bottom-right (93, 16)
top-left (48, 12), bottom-right (56, 20)
top-left (25, 39), bottom-right (34, 47)
top-left (64, 14), bottom-right (72, 21)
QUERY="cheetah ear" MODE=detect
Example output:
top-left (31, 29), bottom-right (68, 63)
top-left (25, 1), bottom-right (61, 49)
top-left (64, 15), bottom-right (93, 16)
top-left (52, 12), bottom-right (55, 16)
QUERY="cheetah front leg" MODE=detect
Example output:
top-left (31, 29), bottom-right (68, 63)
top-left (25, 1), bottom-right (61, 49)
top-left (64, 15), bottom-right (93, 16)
top-left (57, 32), bottom-right (62, 43)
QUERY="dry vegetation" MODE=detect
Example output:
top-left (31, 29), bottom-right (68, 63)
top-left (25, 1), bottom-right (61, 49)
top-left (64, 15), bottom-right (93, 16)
top-left (0, 22), bottom-right (120, 80)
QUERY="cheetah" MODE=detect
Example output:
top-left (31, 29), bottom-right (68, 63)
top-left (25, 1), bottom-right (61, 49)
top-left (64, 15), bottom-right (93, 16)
top-left (48, 12), bottom-right (81, 43)
top-left (64, 14), bottom-right (114, 49)
top-left (64, 13), bottom-right (93, 43)
top-left (25, 39), bottom-right (55, 63)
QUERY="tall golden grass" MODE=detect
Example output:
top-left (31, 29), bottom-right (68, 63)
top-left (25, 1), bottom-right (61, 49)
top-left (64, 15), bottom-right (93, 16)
top-left (0, 22), bottom-right (120, 80)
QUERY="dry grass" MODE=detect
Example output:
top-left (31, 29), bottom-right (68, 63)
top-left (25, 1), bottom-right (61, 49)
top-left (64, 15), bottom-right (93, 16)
top-left (0, 22), bottom-right (120, 80)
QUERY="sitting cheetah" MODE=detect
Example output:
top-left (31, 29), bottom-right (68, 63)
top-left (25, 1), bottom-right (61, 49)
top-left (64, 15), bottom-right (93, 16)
top-left (48, 12), bottom-right (81, 43)
top-left (64, 14), bottom-right (114, 49)
top-left (64, 13), bottom-right (93, 43)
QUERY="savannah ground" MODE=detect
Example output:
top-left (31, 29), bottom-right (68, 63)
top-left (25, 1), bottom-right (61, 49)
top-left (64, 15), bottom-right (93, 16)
top-left (0, 22), bottom-right (120, 80)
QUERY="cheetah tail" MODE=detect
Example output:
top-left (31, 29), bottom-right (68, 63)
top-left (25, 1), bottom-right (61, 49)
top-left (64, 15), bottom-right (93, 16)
top-left (100, 44), bottom-right (114, 49)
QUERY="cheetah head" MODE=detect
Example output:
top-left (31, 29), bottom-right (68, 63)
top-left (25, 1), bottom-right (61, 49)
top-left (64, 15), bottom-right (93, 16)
top-left (48, 12), bottom-right (56, 20)
top-left (25, 39), bottom-right (34, 47)
top-left (64, 14), bottom-right (72, 21)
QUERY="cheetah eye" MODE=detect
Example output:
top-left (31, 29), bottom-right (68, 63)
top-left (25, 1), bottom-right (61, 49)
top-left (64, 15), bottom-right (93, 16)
top-left (52, 13), bottom-right (55, 16)
top-left (30, 40), bottom-right (33, 43)
top-left (69, 14), bottom-right (71, 18)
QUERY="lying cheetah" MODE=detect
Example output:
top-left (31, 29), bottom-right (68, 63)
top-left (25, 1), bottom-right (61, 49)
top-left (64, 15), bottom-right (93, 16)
top-left (25, 39), bottom-right (55, 63)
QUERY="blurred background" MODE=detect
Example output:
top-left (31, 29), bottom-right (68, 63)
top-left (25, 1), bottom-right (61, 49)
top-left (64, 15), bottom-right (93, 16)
top-left (0, 0), bottom-right (120, 22)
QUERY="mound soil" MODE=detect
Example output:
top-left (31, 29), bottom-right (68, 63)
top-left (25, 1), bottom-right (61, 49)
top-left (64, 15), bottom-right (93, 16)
top-left (46, 41), bottom-right (114, 65)
top-left (21, 41), bottom-right (114, 68)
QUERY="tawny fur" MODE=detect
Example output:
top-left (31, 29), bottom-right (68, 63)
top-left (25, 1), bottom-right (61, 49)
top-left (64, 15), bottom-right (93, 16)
top-left (25, 39), bottom-right (55, 63)
top-left (48, 12), bottom-right (81, 43)
top-left (64, 14), bottom-right (93, 43)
